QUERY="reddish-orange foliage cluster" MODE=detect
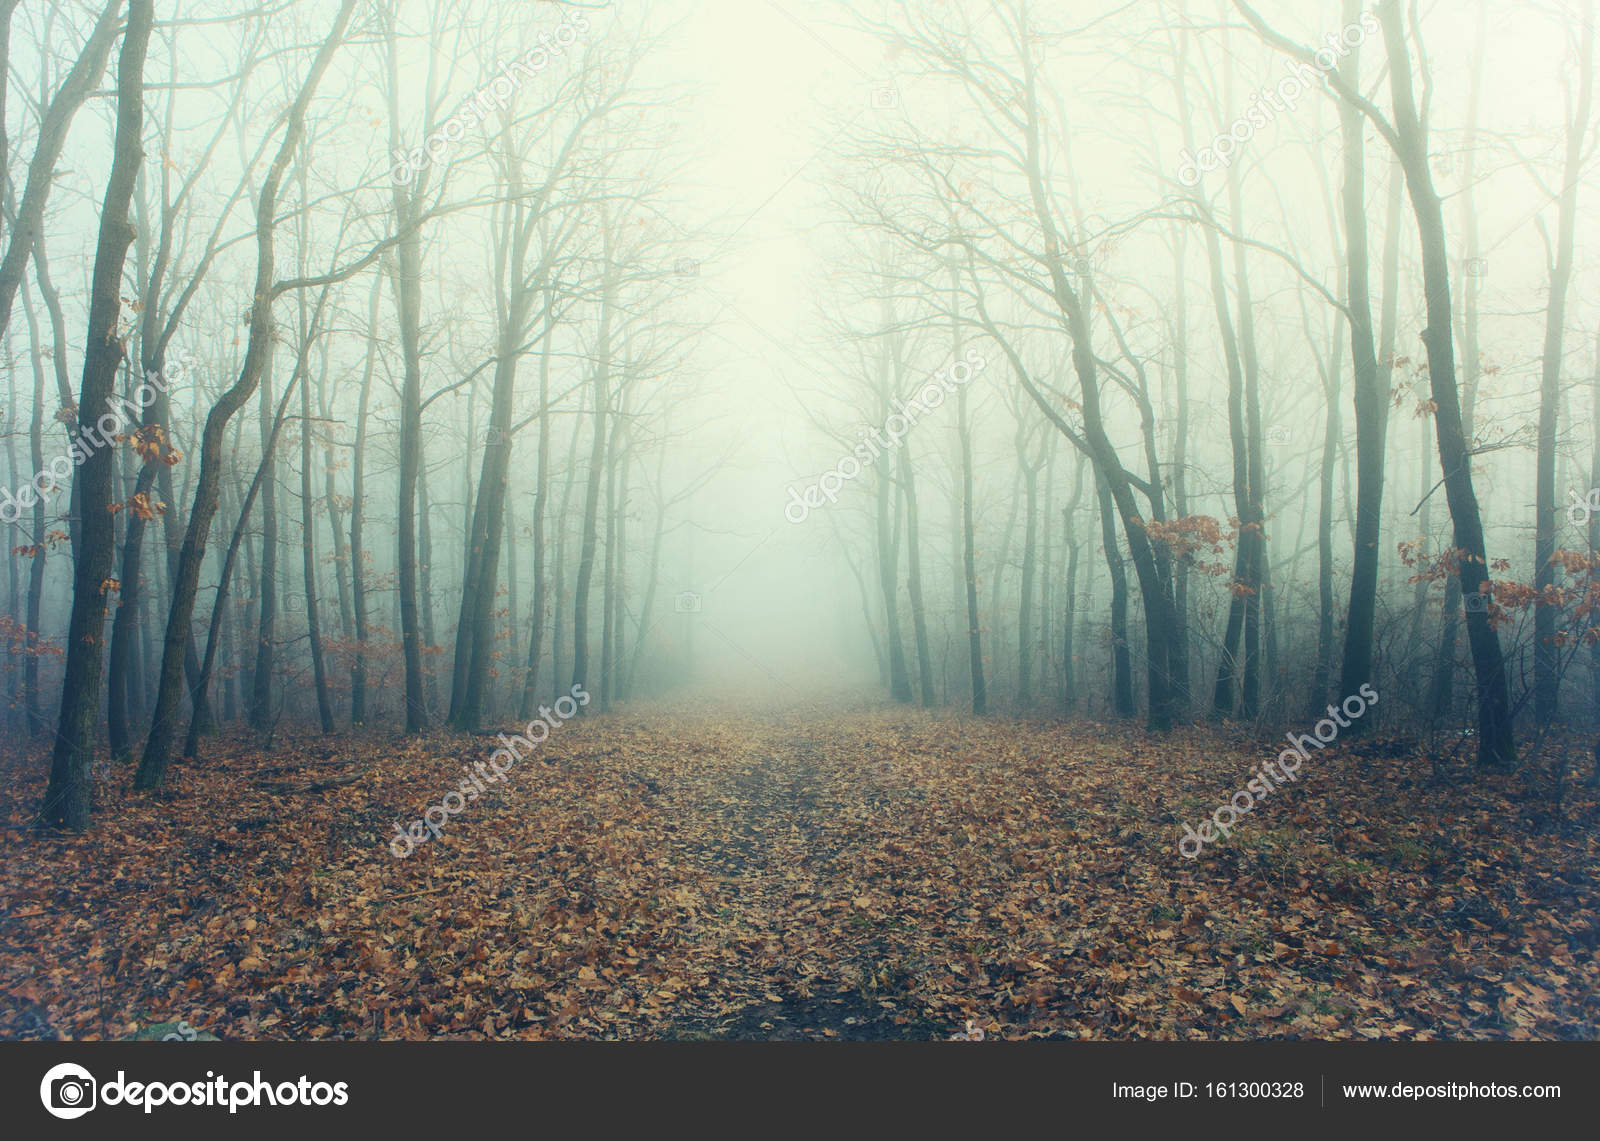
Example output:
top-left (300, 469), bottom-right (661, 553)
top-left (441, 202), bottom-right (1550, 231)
top-left (108, 491), bottom-right (166, 520)
top-left (1141, 514), bottom-right (1229, 562)
top-left (121, 424), bottom-right (182, 467)
top-left (11, 530), bottom-right (70, 559)
top-left (0, 615), bottom-right (62, 661)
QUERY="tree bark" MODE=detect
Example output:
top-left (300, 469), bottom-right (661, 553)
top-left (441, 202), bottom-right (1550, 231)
top-left (136, 0), bottom-right (356, 788)
top-left (349, 274), bottom-right (380, 723)
top-left (1337, 0), bottom-right (1389, 711)
top-left (40, 0), bottom-right (153, 829)
top-left (1534, 2), bottom-right (1592, 721)
top-left (1375, 0), bottom-right (1516, 768)
top-left (185, 375), bottom-right (298, 758)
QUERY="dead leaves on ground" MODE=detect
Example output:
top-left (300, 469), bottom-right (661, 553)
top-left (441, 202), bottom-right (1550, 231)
top-left (0, 710), bottom-right (1596, 1041)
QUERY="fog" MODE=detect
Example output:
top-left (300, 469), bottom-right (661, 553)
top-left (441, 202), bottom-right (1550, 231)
top-left (9, 0), bottom-right (1600, 1063)
top-left (3, 0), bottom-right (1597, 790)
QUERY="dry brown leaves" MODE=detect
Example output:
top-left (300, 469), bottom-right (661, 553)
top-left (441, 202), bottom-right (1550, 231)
top-left (0, 709), bottom-right (1596, 1041)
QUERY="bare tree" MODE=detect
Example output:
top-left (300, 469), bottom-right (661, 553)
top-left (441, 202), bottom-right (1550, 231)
top-left (40, 0), bottom-right (154, 829)
top-left (136, 0), bottom-right (360, 789)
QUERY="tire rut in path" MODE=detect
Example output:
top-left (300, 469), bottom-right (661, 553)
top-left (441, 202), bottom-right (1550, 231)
top-left (660, 728), bottom-right (928, 1040)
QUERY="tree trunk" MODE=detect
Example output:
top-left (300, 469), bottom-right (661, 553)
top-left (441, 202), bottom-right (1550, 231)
top-left (1095, 469), bottom-right (1134, 717)
top-left (571, 241), bottom-right (616, 704)
top-left (1337, 0), bottom-right (1389, 711)
top-left (958, 356), bottom-right (987, 715)
top-left (1534, 2), bottom-right (1592, 722)
top-left (186, 375), bottom-right (298, 758)
top-left (599, 390), bottom-right (626, 711)
top-left (1590, 332), bottom-right (1600, 723)
top-left (1376, 0), bottom-right (1515, 768)
top-left (876, 426), bottom-right (912, 703)
top-left (41, 0), bottom-right (154, 828)
top-left (296, 290), bottom-right (335, 733)
top-left (136, 0), bottom-right (355, 788)
top-left (349, 274), bottom-right (379, 723)
top-left (19, 282), bottom-right (50, 736)
top-left (898, 439), bottom-right (935, 706)
top-left (248, 344), bottom-right (279, 728)
top-left (520, 284), bottom-right (557, 718)
top-left (383, 5), bottom-right (428, 734)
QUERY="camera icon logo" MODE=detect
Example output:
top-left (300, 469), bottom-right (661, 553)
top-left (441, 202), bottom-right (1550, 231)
top-left (674, 590), bottom-right (702, 614)
top-left (1266, 425), bottom-right (1294, 445)
top-left (40, 1062), bottom-right (97, 1120)
top-left (871, 86), bottom-right (898, 109)
top-left (1464, 590), bottom-right (1490, 613)
top-left (674, 257), bottom-right (699, 278)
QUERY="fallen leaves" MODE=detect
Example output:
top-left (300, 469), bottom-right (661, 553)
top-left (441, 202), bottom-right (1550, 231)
top-left (0, 709), bottom-right (1596, 1042)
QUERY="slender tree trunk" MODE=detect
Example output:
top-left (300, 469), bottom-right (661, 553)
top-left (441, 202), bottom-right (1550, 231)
top-left (319, 346), bottom-right (353, 642)
top-left (599, 395), bottom-right (626, 710)
top-left (1017, 446), bottom-right (1039, 709)
top-left (41, 0), bottom-right (154, 828)
top-left (898, 439), bottom-right (935, 706)
top-left (248, 344), bottom-right (278, 728)
top-left (383, 5), bottom-right (428, 734)
top-left (1589, 332), bottom-right (1600, 723)
top-left (1534, 2), bottom-right (1592, 722)
top-left (136, 0), bottom-right (355, 788)
top-left (1095, 469), bottom-right (1134, 717)
top-left (417, 449), bottom-right (439, 716)
top-left (958, 357), bottom-right (986, 715)
top-left (3, 327), bottom-right (22, 732)
top-left (1377, 0), bottom-right (1515, 768)
top-left (1195, 165), bottom-right (1249, 719)
top-left (349, 275), bottom-right (379, 723)
top-left (1337, 0), bottom-right (1389, 710)
top-left (19, 283), bottom-right (50, 735)
top-left (520, 286), bottom-right (556, 717)
top-left (1226, 158), bottom-right (1265, 720)
top-left (1312, 356), bottom-right (1339, 718)
top-left (570, 237), bottom-right (616, 704)
top-left (876, 428), bottom-right (912, 703)
top-left (1169, 235), bottom-right (1192, 714)
top-left (297, 290), bottom-right (335, 732)
top-left (1428, 16), bottom-right (1485, 726)
top-left (186, 375), bottom-right (297, 758)
top-left (551, 410), bottom-right (582, 706)
top-left (1060, 452), bottom-right (1085, 713)
top-left (611, 438), bottom-right (632, 703)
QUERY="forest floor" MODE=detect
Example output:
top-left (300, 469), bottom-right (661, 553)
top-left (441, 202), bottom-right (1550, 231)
top-left (2, 700), bottom-right (1598, 1040)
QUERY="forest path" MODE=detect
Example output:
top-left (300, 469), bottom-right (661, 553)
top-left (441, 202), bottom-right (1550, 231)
top-left (647, 713), bottom-right (946, 1040)
top-left (7, 705), bottom-right (1589, 1042)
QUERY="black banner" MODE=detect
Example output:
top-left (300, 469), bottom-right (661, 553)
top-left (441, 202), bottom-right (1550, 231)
top-left (4, 1042), bottom-right (1595, 1134)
